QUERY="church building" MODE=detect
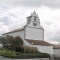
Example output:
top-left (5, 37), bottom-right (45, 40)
top-left (2, 11), bottom-right (53, 55)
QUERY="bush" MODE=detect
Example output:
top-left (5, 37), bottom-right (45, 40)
top-left (14, 53), bottom-right (50, 59)
top-left (15, 46), bottom-right (24, 53)
top-left (15, 45), bottom-right (38, 53)
top-left (22, 45), bottom-right (38, 53)
top-left (53, 55), bottom-right (60, 60)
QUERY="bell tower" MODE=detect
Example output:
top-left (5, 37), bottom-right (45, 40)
top-left (26, 11), bottom-right (43, 29)
top-left (25, 11), bottom-right (44, 40)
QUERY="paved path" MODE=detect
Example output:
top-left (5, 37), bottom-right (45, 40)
top-left (0, 56), bottom-right (49, 60)
top-left (0, 56), bottom-right (48, 60)
top-left (18, 59), bottom-right (40, 60)
top-left (14, 58), bottom-right (40, 60)
top-left (0, 56), bottom-right (11, 59)
top-left (0, 56), bottom-right (40, 60)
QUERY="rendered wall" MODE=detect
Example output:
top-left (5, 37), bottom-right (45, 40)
top-left (24, 40), bottom-right (53, 54)
top-left (2, 30), bottom-right (25, 40)
top-left (25, 27), bottom-right (44, 40)
top-left (53, 49), bottom-right (60, 56)
top-left (32, 45), bottom-right (53, 54)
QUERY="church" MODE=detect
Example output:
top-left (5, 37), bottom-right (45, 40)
top-left (2, 11), bottom-right (53, 55)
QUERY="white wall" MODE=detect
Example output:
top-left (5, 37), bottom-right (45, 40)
top-left (25, 27), bottom-right (44, 40)
top-left (53, 49), bottom-right (60, 56)
top-left (24, 40), bottom-right (31, 46)
top-left (24, 40), bottom-right (53, 54)
top-left (32, 45), bottom-right (53, 54)
top-left (2, 30), bottom-right (25, 40)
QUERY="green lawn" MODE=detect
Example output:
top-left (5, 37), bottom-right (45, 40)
top-left (0, 50), bottom-right (16, 57)
top-left (0, 50), bottom-right (50, 58)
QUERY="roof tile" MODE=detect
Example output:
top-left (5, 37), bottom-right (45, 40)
top-left (25, 39), bottom-right (52, 46)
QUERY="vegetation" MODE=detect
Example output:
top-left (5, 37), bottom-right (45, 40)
top-left (51, 55), bottom-right (60, 60)
top-left (0, 35), bottom-right (23, 55)
top-left (21, 45), bottom-right (38, 53)
top-left (0, 50), bottom-right (50, 58)
top-left (0, 35), bottom-right (50, 58)
top-left (0, 50), bottom-right (16, 58)
top-left (14, 53), bottom-right (50, 59)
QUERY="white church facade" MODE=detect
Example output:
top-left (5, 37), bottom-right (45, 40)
top-left (2, 11), bottom-right (53, 55)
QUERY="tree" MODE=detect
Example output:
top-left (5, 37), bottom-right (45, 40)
top-left (14, 36), bottom-right (23, 46)
top-left (0, 36), bottom-right (10, 53)
top-left (0, 36), bottom-right (5, 49)
top-left (14, 36), bottom-right (23, 52)
top-left (0, 36), bottom-right (8, 49)
top-left (0, 35), bottom-right (23, 55)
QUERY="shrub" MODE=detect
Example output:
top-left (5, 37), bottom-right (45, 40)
top-left (53, 55), bottom-right (60, 60)
top-left (22, 45), bottom-right (38, 53)
top-left (0, 50), bottom-right (50, 58)
top-left (15, 45), bottom-right (38, 53)
top-left (15, 46), bottom-right (24, 53)
top-left (14, 53), bottom-right (50, 59)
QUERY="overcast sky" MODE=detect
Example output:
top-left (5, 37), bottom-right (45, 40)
top-left (0, 0), bottom-right (60, 44)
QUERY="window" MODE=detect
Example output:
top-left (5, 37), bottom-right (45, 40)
top-left (33, 22), bottom-right (37, 26)
top-left (34, 17), bottom-right (36, 21)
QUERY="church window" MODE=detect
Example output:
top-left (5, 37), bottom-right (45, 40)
top-left (33, 22), bottom-right (37, 26)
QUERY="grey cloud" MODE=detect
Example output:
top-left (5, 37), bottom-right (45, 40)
top-left (0, 14), bottom-right (16, 25)
top-left (47, 30), bottom-right (60, 42)
top-left (0, 0), bottom-right (60, 8)
top-left (0, 0), bottom-right (60, 43)
top-left (0, 5), bottom-right (8, 12)
top-left (0, 17), bottom-right (10, 25)
top-left (19, 0), bottom-right (60, 8)
top-left (50, 35), bottom-right (60, 42)
top-left (45, 21), bottom-right (53, 25)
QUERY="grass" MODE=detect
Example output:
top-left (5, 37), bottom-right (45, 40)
top-left (0, 50), bottom-right (16, 57)
top-left (0, 50), bottom-right (50, 58)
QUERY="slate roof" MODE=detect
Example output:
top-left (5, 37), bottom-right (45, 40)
top-left (26, 39), bottom-right (52, 46)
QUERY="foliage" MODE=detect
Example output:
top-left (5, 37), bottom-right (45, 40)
top-left (0, 50), bottom-right (50, 58)
top-left (15, 46), bottom-right (24, 53)
top-left (0, 35), bottom-right (23, 55)
top-left (21, 45), bottom-right (38, 53)
top-left (0, 35), bottom-right (23, 49)
top-left (0, 50), bottom-right (16, 57)
top-left (0, 36), bottom-right (6, 46)
top-left (52, 55), bottom-right (60, 60)
top-left (0, 36), bottom-right (38, 53)
top-left (14, 52), bottom-right (50, 58)
top-left (0, 36), bottom-right (50, 58)
top-left (14, 36), bottom-right (23, 46)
